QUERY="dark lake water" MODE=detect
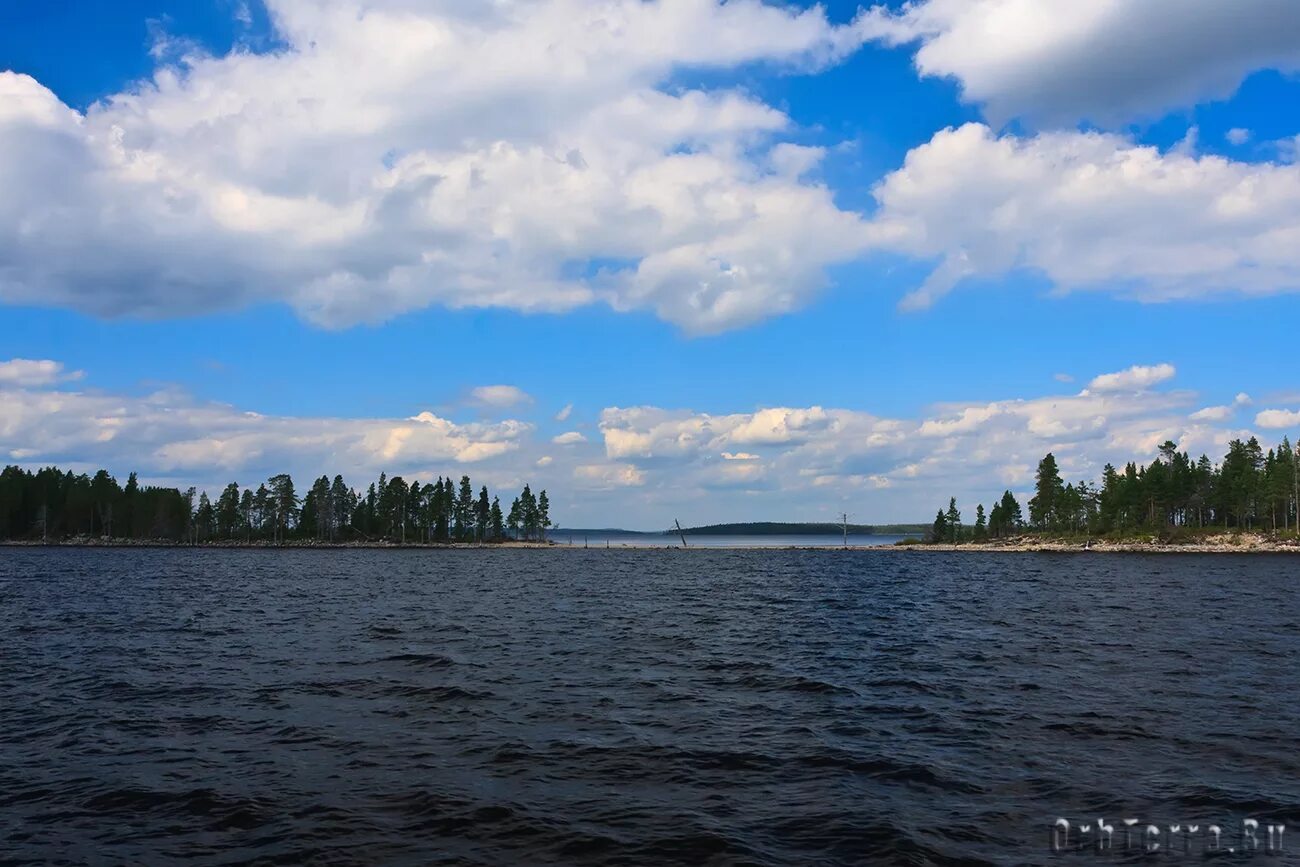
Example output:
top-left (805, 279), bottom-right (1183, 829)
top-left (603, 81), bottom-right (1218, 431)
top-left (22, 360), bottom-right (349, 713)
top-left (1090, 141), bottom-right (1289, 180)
top-left (1, 548), bottom-right (1297, 865)
top-left (553, 533), bottom-right (910, 548)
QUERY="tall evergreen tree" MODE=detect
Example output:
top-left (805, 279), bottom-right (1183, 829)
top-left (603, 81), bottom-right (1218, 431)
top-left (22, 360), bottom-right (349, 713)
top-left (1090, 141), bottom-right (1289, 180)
top-left (455, 475), bottom-right (474, 541)
top-left (267, 474), bottom-right (298, 543)
top-left (537, 490), bottom-right (550, 542)
top-left (929, 509), bottom-right (948, 543)
top-left (1029, 453), bottom-right (1065, 530)
top-left (945, 497), bottom-right (961, 542)
top-left (490, 496), bottom-right (504, 541)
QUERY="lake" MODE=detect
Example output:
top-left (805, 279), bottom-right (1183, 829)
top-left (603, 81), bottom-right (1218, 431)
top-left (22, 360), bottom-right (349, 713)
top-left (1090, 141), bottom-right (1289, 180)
top-left (552, 532), bottom-right (911, 548)
top-left (1, 548), bottom-right (1296, 864)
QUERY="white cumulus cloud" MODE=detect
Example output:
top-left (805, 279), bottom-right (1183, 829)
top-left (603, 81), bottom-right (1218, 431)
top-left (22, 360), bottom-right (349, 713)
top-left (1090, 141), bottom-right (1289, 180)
top-left (1088, 364), bottom-right (1177, 393)
top-left (0, 358), bottom-right (83, 387)
top-left (858, 0), bottom-right (1300, 124)
top-left (868, 124), bottom-right (1300, 311)
top-left (1256, 409), bottom-right (1300, 430)
top-left (0, 0), bottom-right (876, 334)
top-left (0, 358), bottom-right (1282, 526)
top-left (1190, 405), bottom-right (1233, 422)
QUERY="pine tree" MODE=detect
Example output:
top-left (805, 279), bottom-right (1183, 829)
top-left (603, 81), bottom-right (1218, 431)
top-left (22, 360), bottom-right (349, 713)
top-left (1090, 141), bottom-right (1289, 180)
top-left (216, 482), bottom-right (241, 538)
top-left (456, 475), bottom-right (474, 541)
top-left (519, 484), bottom-right (537, 540)
top-left (476, 486), bottom-right (491, 542)
top-left (431, 478), bottom-right (448, 541)
top-left (537, 490), bottom-right (550, 542)
top-left (1029, 453), bottom-right (1065, 530)
top-left (945, 497), bottom-right (961, 542)
top-left (267, 474), bottom-right (298, 543)
top-left (507, 497), bottom-right (521, 539)
top-left (195, 492), bottom-right (214, 542)
top-left (329, 475), bottom-right (351, 541)
top-left (490, 496), bottom-right (504, 541)
top-left (123, 472), bottom-right (139, 539)
top-left (441, 477), bottom-right (455, 541)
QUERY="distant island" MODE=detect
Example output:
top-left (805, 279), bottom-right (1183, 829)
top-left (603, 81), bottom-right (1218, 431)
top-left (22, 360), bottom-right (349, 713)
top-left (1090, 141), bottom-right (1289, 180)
top-left (671, 522), bottom-right (928, 536)
top-left (556, 522), bottom-right (930, 538)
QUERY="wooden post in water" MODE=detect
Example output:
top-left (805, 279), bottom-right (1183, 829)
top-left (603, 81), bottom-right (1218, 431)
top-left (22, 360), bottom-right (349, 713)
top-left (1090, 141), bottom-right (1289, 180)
top-left (841, 512), bottom-right (849, 548)
top-left (674, 519), bottom-right (688, 549)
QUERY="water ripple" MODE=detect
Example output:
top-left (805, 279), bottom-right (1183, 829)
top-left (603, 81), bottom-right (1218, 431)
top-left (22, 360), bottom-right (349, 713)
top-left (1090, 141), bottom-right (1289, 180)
top-left (0, 548), bottom-right (1297, 865)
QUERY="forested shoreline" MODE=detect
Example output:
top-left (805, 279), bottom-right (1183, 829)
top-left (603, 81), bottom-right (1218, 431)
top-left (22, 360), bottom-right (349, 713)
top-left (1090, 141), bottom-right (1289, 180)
top-left (927, 435), bottom-right (1300, 543)
top-left (0, 467), bottom-right (551, 545)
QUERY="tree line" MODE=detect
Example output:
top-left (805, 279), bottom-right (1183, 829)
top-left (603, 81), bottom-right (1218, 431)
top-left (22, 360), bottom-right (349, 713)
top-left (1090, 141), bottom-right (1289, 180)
top-left (929, 435), bottom-right (1300, 542)
top-left (0, 466), bottom-right (552, 544)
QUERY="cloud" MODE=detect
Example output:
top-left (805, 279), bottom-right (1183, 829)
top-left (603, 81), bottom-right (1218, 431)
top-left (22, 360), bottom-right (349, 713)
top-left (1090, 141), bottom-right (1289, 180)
top-left (1190, 405), bottom-right (1233, 422)
top-left (0, 358), bottom-right (1279, 525)
top-left (1256, 409), bottom-right (1300, 430)
top-left (574, 463), bottom-right (645, 489)
top-left (868, 124), bottom-right (1300, 310)
top-left (554, 403), bottom-right (573, 422)
top-left (588, 361), bottom-right (1268, 522)
top-left (1195, 391), bottom-right (1256, 421)
top-left (1087, 364), bottom-right (1177, 393)
top-left (0, 358), bottom-right (83, 387)
top-left (1053, 373), bottom-right (1074, 383)
top-left (1227, 128), bottom-right (1252, 146)
top-left (468, 385), bottom-right (533, 409)
top-left (598, 405), bottom-right (834, 461)
top-left (552, 431), bottom-right (587, 445)
top-left (0, 0), bottom-right (875, 334)
top-left (857, 0), bottom-right (1300, 124)
top-left (0, 376), bottom-right (532, 485)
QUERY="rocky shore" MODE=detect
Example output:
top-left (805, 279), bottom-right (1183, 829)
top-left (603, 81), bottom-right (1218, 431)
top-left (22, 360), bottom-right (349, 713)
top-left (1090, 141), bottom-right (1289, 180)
top-left (891, 533), bottom-right (1300, 553)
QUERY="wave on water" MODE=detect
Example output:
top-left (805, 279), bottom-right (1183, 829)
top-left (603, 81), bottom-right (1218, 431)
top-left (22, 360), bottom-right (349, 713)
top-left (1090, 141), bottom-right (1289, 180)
top-left (0, 547), bottom-right (1296, 864)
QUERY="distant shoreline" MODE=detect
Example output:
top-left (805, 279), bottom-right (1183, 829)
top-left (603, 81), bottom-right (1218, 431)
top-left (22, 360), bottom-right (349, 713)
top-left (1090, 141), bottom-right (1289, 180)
top-left (5, 534), bottom-right (1300, 553)
top-left (0, 539), bottom-right (555, 550)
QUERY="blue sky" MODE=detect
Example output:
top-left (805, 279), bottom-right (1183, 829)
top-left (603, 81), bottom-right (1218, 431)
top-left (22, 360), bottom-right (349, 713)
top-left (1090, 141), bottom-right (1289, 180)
top-left (2, 1), bottom-right (1299, 527)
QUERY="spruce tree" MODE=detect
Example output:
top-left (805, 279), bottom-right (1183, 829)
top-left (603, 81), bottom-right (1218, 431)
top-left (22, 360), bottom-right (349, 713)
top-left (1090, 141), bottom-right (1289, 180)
top-left (930, 509), bottom-right (948, 544)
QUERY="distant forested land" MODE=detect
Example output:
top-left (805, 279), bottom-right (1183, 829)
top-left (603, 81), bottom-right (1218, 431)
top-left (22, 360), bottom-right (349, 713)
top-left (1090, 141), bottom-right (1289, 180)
top-left (675, 522), bottom-right (928, 536)
top-left (0, 465), bottom-right (551, 544)
top-left (926, 434), bottom-right (1300, 543)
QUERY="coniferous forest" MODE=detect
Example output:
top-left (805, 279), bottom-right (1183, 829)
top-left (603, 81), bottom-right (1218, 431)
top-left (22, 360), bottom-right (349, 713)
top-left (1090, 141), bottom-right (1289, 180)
top-left (928, 435), bottom-right (1300, 542)
top-left (0, 467), bottom-right (551, 544)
